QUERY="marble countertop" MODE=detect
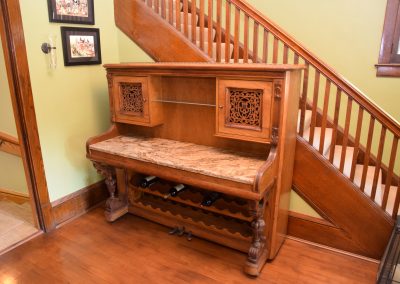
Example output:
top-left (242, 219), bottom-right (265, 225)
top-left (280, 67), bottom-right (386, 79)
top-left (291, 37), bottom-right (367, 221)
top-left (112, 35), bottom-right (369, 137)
top-left (89, 136), bottom-right (266, 184)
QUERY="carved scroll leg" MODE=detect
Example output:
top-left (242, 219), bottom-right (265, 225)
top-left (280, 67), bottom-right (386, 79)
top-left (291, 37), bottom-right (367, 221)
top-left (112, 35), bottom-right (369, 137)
top-left (93, 162), bottom-right (128, 222)
top-left (244, 200), bottom-right (269, 277)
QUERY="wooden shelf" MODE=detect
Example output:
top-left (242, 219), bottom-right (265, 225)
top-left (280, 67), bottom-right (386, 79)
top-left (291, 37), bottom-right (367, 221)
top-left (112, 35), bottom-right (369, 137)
top-left (130, 183), bottom-right (254, 222)
top-left (132, 194), bottom-right (253, 241)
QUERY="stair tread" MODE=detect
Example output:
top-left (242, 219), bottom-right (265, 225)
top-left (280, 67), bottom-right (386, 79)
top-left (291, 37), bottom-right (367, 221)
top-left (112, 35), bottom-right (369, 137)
top-left (297, 110), bottom-right (312, 133)
top-left (385, 186), bottom-right (399, 216)
top-left (184, 25), bottom-right (216, 42)
top-left (353, 164), bottom-right (382, 205)
top-left (331, 145), bottom-right (355, 177)
top-left (302, 127), bottom-right (333, 155)
top-left (221, 59), bottom-right (254, 63)
top-left (199, 42), bottom-right (234, 60)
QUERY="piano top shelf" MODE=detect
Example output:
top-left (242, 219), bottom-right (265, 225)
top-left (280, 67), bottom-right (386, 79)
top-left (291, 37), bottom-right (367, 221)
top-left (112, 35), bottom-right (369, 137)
top-left (89, 135), bottom-right (268, 185)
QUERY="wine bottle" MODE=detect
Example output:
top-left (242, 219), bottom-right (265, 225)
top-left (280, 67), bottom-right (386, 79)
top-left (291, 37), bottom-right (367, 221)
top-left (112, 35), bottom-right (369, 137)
top-left (140, 176), bottom-right (159, 188)
top-left (164, 184), bottom-right (187, 199)
top-left (201, 192), bottom-right (221, 206)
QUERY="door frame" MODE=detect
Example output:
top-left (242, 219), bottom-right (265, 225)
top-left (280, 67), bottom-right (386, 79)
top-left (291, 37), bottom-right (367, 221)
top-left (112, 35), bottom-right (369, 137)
top-left (0, 0), bottom-right (55, 231)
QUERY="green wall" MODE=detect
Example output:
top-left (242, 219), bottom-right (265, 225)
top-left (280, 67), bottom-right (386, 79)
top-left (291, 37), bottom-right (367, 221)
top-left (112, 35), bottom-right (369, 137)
top-left (19, 0), bottom-right (120, 201)
top-left (0, 34), bottom-right (28, 194)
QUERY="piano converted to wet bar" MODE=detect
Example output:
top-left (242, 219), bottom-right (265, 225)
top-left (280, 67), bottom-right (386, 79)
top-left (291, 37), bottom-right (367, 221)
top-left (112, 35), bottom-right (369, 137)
top-left (86, 63), bottom-right (303, 276)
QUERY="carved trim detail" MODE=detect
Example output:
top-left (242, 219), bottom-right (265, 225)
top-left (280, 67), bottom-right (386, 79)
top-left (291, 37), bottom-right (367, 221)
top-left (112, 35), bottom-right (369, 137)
top-left (92, 162), bottom-right (128, 221)
top-left (247, 199), bottom-right (267, 264)
top-left (274, 83), bottom-right (282, 99)
top-left (272, 127), bottom-right (279, 145)
top-left (106, 73), bottom-right (113, 92)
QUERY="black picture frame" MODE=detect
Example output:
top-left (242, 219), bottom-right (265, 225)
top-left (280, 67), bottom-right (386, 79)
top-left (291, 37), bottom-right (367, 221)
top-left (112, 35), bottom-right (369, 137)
top-left (61, 27), bottom-right (101, 66)
top-left (47, 0), bottom-right (95, 25)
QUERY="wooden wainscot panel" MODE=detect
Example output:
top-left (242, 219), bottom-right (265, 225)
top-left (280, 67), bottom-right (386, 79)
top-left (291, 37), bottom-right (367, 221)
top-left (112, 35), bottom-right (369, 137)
top-left (51, 180), bottom-right (108, 227)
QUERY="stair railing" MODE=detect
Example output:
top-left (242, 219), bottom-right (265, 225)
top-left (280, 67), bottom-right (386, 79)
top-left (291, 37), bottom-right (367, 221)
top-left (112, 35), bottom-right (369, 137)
top-left (144, 0), bottom-right (400, 219)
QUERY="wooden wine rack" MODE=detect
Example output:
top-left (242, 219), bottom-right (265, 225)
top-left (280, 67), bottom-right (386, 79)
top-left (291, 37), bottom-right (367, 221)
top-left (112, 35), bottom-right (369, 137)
top-left (86, 63), bottom-right (303, 276)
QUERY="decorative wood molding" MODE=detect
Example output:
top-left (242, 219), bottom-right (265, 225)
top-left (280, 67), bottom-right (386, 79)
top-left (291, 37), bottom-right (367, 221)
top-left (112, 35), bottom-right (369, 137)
top-left (0, 0), bottom-right (54, 231)
top-left (51, 180), bottom-right (108, 227)
top-left (292, 137), bottom-right (393, 259)
top-left (376, 0), bottom-right (400, 77)
top-left (0, 187), bottom-right (29, 204)
top-left (0, 131), bottom-right (21, 157)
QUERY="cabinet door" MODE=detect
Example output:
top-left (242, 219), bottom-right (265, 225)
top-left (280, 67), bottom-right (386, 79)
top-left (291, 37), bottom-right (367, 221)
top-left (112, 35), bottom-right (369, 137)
top-left (113, 76), bottom-right (150, 125)
top-left (216, 79), bottom-right (274, 143)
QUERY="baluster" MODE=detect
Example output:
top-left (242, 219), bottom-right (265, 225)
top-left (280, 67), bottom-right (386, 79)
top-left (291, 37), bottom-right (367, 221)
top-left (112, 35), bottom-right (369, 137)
top-left (328, 89), bottom-right (342, 162)
top-left (253, 22), bottom-right (259, 63)
top-left (294, 53), bottom-right (299, 64)
top-left (243, 15), bottom-right (249, 63)
top-left (262, 29), bottom-right (268, 63)
top-left (283, 45), bottom-right (288, 64)
top-left (147, 0), bottom-right (153, 8)
top-left (329, 90), bottom-right (342, 164)
top-left (183, 0), bottom-right (189, 37)
top-left (161, 0), bottom-right (166, 19)
top-left (207, 0), bottom-right (213, 57)
top-left (225, 1), bottom-right (231, 62)
top-left (319, 80), bottom-right (330, 155)
top-left (359, 116), bottom-right (375, 192)
top-left (216, 0), bottom-right (222, 62)
top-left (309, 71), bottom-right (320, 146)
top-left (339, 96), bottom-right (353, 172)
top-left (382, 136), bottom-right (399, 210)
top-left (298, 62), bottom-right (309, 137)
top-left (168, 0), bottom-right (173, 24)
top-left (191, 0), bottom-right (197, 43)
top-left (234, 6), bottom-right (240, 62)
top-left (272, 36), bottom-right (279, 63)
top-left (176, 0), bottom-right (181, 31)
top-left (199, 0), bottom-right (205, 50)
top-left (155, 0), bottom-right (159, 14)
top-left (349, 107), bottom-right (364, 182)
top-left (370, 126), bottom-right (386, 200)
top-left (392, 179), bottom-right (400, 218)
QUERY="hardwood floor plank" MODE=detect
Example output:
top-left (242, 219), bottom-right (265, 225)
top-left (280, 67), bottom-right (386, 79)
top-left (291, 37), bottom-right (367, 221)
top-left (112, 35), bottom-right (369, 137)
top-left (0, 208), bottom-right (378, 283)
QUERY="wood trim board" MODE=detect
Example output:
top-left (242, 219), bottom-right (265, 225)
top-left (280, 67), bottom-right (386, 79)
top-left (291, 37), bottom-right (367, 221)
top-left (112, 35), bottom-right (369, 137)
top-left (51, 180), bottom-right (108, 227)
top-left (0, 187), bottom-right (29, 204)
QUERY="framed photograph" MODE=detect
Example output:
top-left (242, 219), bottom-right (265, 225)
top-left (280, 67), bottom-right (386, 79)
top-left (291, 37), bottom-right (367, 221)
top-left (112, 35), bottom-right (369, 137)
top-left (47, 0), bottom-right (94, 25)
top-left (61, 27), bottom-right (101, 66)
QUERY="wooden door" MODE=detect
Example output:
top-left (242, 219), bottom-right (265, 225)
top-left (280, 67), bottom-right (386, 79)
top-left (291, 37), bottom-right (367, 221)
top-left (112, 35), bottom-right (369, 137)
top-left (216, 79), bottom-right (274, 143)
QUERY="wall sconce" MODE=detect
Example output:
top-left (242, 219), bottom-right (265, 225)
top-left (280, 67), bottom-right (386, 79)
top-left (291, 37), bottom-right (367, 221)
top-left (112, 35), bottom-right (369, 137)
top-left (41, 34), bottom-right (57, 69)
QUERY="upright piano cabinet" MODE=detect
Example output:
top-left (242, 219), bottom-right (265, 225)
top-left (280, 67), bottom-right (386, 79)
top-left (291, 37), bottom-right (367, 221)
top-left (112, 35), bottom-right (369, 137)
top-left (86, 63), bottom-right (303, 276)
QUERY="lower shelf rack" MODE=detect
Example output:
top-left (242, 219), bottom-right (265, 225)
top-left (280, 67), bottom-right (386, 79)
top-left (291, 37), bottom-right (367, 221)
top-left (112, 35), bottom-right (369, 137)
top-left (129, 192), bottom-right (253, 252)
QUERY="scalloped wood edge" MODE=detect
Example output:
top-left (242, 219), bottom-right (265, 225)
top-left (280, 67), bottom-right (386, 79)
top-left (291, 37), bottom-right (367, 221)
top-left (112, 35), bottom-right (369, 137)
top-left (133, 197), bottom-right (252, 240)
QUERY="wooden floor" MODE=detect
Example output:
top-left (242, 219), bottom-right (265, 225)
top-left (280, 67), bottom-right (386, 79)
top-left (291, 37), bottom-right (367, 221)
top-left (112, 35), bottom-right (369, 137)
top-left (0, 199), bottom-right (37, 253)
top-left (0, 207), bottom-right (378, 283)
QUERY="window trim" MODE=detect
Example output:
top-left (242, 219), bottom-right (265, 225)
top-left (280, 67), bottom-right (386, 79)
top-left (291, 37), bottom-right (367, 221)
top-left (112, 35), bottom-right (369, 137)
top-left (376, 0), bottom-right (400, 77)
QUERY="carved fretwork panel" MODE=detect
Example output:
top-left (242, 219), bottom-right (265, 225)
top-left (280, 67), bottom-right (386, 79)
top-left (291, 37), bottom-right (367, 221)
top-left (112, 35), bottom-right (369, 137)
top-left (227, 88), bottom-right (263, 130)
top-left (119, 82), bottom-right (144, 115)
top-left (216, 79), bottom-right (274, 143)
top-left (111, 76), bottom-right (151, 125)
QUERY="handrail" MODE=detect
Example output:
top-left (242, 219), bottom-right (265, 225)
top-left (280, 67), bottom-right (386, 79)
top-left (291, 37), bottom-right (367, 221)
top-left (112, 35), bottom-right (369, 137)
top-left (228, 0), bottom-right (400, 137)
top-left (0, 131), bottom-right (20, 157)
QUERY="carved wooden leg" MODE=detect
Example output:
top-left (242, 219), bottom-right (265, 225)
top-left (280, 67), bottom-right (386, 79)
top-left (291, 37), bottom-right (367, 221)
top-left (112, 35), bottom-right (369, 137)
top-left (93, 162), bottom-right (128, 222)
top-left (244, 199), bottom-right (269, 276)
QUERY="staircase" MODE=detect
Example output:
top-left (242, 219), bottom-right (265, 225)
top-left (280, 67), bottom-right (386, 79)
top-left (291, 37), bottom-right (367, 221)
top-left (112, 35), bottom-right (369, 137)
top-left (114, 0), bottom-right (400, 259)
